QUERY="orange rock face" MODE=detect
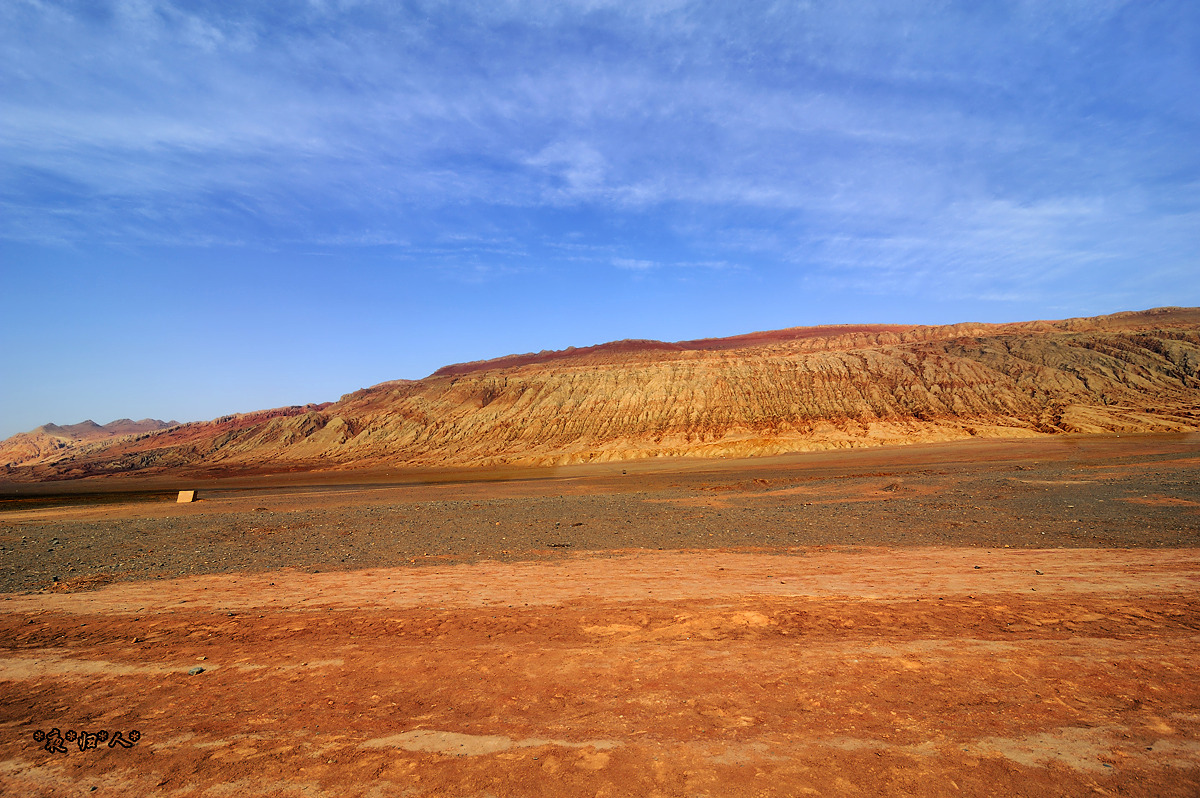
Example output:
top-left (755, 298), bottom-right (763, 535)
top-left (4, 308), bottom-right (1199, 479)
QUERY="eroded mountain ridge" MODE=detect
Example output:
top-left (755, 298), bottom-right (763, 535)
top-left (4, 308), bottom-right (1198, 479)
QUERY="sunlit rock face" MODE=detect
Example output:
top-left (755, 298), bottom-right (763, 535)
top-left (5, 308), bottom-right (1199, 479)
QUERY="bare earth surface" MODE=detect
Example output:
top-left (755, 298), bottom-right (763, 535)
top-left (2, 434), bottom-right (1199, 796)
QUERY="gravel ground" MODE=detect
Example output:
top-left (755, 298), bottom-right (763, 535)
top-left (2, 434), bottom-right (1198, 594)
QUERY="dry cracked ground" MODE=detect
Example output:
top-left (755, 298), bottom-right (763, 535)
top-left (1, 434), bottom-right (1199, 797)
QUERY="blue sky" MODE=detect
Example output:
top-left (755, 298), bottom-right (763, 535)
top-left (2, 0), bottom-right (1198, 438)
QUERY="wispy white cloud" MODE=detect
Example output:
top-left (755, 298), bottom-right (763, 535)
top-left (612, 257), bottom-right (656, 271)
top-left (2, 0), bottom-right (1197, 304)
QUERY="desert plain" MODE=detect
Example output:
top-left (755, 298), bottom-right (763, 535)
top-left (1, 433), bottom-right (1199, 797)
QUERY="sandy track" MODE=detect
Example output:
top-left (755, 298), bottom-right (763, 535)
top-left (3, 547), bottom-right (1199, 797)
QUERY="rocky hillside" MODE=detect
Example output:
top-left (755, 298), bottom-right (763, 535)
top-left (4, 308), bottom-right (1199, 480)
top-left (0, 418), bottom-right (178, 470)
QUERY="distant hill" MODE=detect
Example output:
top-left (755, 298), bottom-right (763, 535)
top-left (35, 418), bottom-right (181, 440)
top-left (0, 418), bottom-right (180, 470)
top-left (3, 308), bottom-right (1198, 480)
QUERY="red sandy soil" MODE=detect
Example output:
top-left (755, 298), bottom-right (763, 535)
top-left (2, 436), bottom-right (1199, 796)
top-left (3, 549), bottom-right (1199, 797)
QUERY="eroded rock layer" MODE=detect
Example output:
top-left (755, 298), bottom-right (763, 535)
top-left (4, 308), bottom-right (1199, 479)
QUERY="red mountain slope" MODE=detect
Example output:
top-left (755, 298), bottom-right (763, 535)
top-left (3, 308), bottom-right (1198, 480)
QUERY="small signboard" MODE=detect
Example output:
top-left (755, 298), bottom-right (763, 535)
top-left (177, 490), bottom-right (196, 503)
